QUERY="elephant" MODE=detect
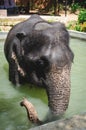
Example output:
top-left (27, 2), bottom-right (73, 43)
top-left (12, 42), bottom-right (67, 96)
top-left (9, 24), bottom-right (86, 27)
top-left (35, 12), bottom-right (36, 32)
top-left (4, 14), bottom-right (74, 120)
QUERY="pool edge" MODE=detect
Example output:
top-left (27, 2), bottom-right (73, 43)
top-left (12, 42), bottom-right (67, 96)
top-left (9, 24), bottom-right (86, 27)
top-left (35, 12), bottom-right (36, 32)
top-left (68, 30), bottom-right (86, 40)
top-left (0, 30), bottom-right (86, 40)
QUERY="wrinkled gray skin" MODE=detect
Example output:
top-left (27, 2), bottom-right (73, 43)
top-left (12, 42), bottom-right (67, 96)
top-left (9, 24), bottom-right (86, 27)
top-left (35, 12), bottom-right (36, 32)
top-left (4, 15), bottom-right (45, 85)
top-left (4, 15), bottom-right (74, 116)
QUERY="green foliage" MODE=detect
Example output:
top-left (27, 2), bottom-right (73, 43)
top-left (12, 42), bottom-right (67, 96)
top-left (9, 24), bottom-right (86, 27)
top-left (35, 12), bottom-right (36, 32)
top-left (75, 24), bottom-right (81, 31)
top-left (70, 3), bottom-right (80, 13)
top-left (0, 27), bottom-right (2, 31)
top-left (67, 9), bottom-right (86, 32)
top-left (78, 10), bottom-right (86, 23)
top-left (80, 22), bottom-right (86, 32)
top-left (67, 21), bottom-right (86, 32)
top-left (67, 21), bottom-right (77, 30)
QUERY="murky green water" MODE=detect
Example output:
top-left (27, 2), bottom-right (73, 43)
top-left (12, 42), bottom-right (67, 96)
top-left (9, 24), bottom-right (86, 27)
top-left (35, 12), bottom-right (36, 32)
top-left (0, 38), bottom-right (86, 130)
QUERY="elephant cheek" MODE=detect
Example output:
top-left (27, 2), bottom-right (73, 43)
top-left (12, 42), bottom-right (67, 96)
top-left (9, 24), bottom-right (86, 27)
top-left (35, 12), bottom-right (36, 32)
top-left (45, 64), bottom-right (71, 116)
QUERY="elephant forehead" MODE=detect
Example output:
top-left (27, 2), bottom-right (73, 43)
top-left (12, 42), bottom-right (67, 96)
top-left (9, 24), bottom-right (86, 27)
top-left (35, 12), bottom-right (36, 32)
top-left (47, 46), bottom-right (64, 59)
top-left (43, 44), bottom-right (68, 66)
top-left (34, 22), bottom-right (52, 30)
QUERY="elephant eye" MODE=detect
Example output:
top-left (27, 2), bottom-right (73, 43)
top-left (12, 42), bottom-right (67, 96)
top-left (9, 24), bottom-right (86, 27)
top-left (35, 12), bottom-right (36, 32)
top-left (36, 59), bottom-right (44, 66)
top-left (36, 56), bottom-right (50, 71)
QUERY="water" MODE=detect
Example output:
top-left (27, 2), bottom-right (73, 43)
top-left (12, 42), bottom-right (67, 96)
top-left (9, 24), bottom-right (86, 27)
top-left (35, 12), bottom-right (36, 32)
top-left (66, 38), bottom-right (86, 117)
top-left (0, 38), bottom-right (86, 130)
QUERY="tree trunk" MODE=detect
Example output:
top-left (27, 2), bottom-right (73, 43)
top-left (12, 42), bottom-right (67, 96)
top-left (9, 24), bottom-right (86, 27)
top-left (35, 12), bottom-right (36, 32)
top-left (40, 0), bottom-right (58, 15)
top-left (43, 0), bottom-right (53, 12)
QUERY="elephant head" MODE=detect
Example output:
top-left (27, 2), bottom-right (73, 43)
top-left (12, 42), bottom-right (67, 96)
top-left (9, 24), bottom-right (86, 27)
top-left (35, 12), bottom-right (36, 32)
top-left (18, 21), bottom-right (74, 117)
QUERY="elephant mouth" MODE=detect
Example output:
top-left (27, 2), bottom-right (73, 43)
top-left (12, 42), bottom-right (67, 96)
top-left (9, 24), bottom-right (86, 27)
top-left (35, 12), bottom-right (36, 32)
top-left (44, 64), bottom-right (71, 116)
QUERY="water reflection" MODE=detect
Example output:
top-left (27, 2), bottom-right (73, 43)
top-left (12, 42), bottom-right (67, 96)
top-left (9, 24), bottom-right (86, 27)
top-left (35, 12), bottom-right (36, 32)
top-left (0, 38), bottom-right (86, 130)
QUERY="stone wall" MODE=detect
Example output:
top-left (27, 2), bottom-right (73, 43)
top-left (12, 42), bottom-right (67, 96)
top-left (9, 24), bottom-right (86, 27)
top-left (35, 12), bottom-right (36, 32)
top-left (30, 113), bottom-right (86, 130)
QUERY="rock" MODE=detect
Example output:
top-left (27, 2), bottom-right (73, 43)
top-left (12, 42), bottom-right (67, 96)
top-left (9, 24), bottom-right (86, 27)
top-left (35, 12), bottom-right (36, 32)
top-left (29, 113), bottom-right (86, 130)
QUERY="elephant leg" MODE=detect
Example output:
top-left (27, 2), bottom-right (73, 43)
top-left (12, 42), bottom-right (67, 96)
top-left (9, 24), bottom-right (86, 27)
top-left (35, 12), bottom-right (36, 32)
top-left (44, 64), bottom-right (71, 116)
top-left (9, 52), bottom-right (26, 85)
top-left (9, 61), bottom-right (20, 85)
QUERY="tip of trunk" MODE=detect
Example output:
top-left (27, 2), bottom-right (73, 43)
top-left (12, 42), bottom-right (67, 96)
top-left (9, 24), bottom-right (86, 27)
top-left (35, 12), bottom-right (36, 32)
top-left (20, 98), bottom-right (42, 125)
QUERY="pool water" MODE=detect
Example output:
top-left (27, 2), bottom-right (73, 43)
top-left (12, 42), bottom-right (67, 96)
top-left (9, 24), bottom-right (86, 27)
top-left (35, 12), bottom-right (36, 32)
top-left (0, 38), bottom-right (86, 130)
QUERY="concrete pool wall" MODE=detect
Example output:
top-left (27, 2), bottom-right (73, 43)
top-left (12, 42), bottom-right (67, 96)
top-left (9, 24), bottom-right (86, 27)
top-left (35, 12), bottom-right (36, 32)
top-left (0, 31), bottom-right (8, 40)
top-left (69, 30), bottom-right (86, 40)
top-left (29, 113), bottom-right (86, 130)
top-left (0, 30), bottom-right (86, 40)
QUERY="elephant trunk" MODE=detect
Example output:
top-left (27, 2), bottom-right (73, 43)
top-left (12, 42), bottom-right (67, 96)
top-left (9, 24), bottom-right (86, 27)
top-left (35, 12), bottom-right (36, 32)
top-left (20, 98), bottom-right (42, 125)
top-left (20, 64), bottom-right (72, 124)
top-left (45, 64), bottom-right (71, 116)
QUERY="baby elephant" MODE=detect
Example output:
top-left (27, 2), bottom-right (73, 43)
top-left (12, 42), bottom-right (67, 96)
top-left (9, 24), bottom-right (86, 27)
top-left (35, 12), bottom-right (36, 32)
top-left (4, 14), bottom-right (74, 120)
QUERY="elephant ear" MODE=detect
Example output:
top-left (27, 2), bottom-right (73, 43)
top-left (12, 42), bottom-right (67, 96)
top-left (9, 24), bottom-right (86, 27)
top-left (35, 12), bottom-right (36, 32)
top-left (34, 21), bottom-right (52, 31)
top-left (16, 32), bottom-right (26, 41)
